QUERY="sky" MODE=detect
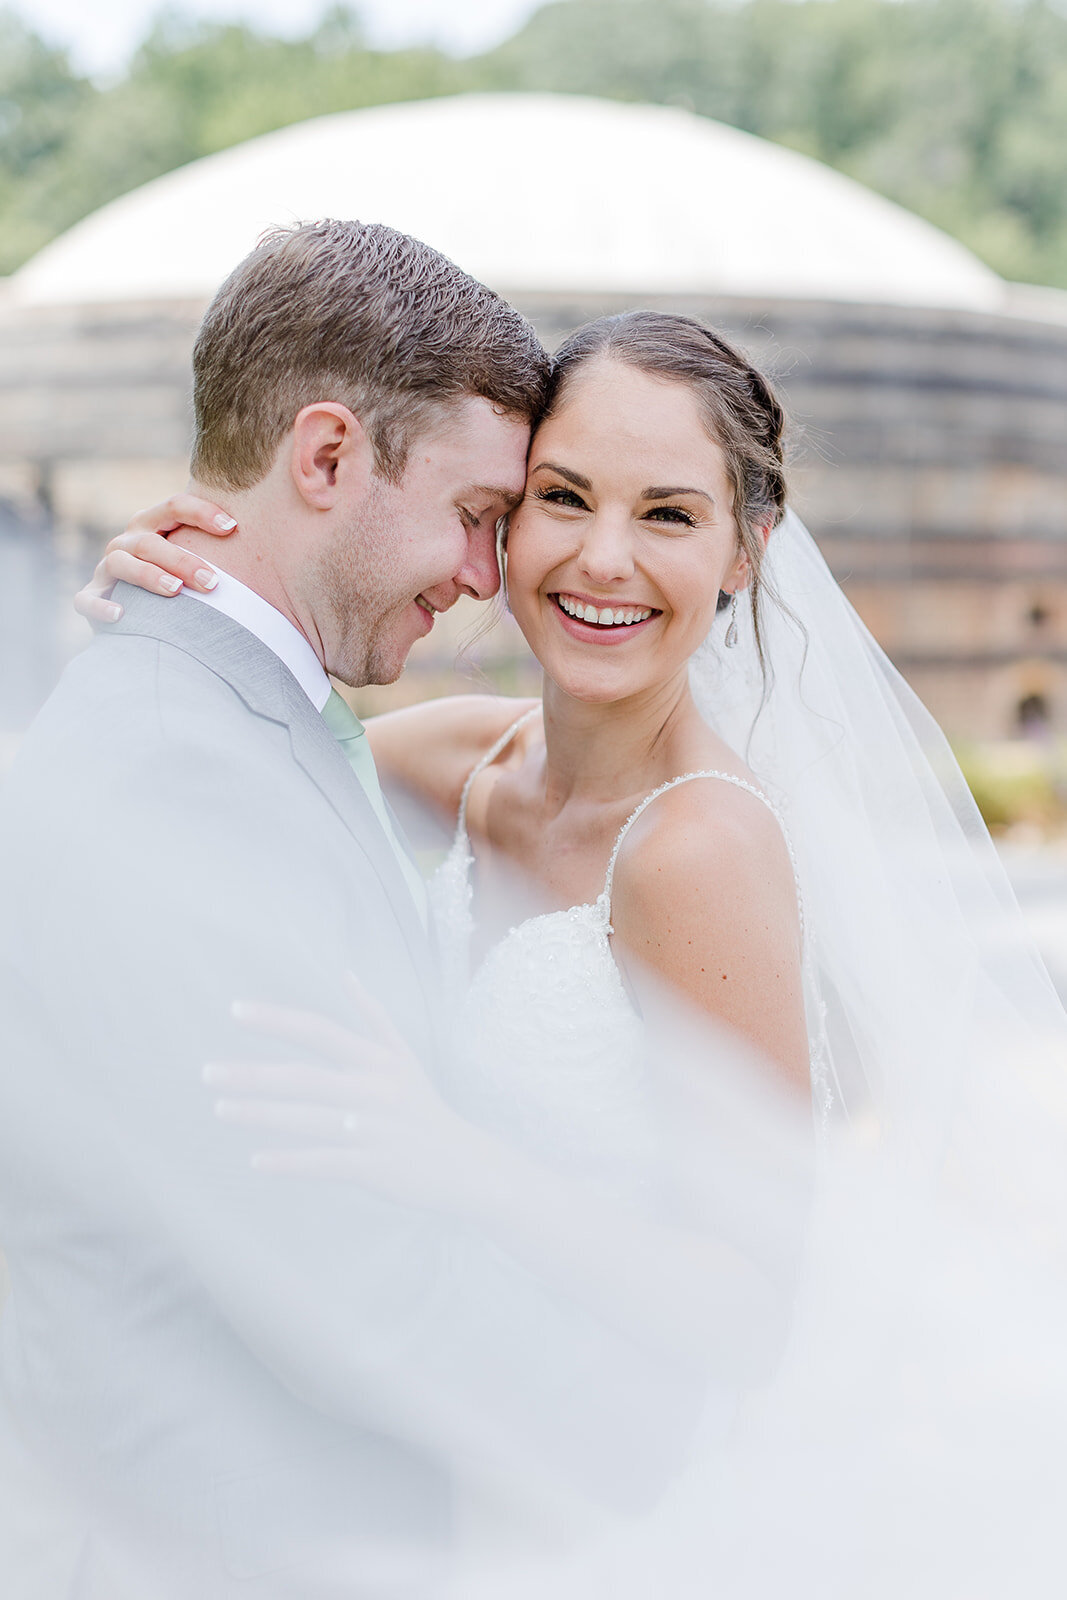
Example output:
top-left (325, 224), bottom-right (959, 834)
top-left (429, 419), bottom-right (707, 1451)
top-left (8, 0), bottom-right (546, 77)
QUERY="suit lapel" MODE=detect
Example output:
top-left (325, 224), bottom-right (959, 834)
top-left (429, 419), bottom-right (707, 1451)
top-left (103, 586), bottom-right (438, 1006)
top-left (280, 673), bottom-right (435, 991)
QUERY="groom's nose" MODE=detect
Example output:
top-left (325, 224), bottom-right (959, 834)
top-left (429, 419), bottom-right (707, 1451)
top-left (455, 520), bottom-right (502, 602)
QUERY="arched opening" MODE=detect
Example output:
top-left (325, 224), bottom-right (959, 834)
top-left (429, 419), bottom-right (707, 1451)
top-left (1016, 692), bottom-right (1051, 735)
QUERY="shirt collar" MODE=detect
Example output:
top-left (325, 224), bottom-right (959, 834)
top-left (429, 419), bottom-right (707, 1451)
top-left (174, 548), bottom-right (331, 712)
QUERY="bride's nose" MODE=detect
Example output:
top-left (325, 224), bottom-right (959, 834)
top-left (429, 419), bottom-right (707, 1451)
top-left (576, 513), bottom-right (635, 586)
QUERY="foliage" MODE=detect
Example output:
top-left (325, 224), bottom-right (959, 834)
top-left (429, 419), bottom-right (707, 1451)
top-left (0, 12), bottom-right (94, 271)
top-left (2, 0), bottom-right (1067, 287)
top-left (0, 6), bottom-right (466, 275)
top-left (476, 0), bottom-right (1067, 288)
top-left (954, 741), bottom-right (1067, 832)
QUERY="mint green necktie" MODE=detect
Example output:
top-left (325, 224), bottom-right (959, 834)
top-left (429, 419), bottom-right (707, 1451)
top-left (321, 689), bottom-right (428, 926)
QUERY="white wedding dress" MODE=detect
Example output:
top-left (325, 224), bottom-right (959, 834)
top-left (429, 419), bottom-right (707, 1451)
top-left (428, 705), bottom-right (812, 1180)
top-left (422, 513), bottom-right (1067, 1597)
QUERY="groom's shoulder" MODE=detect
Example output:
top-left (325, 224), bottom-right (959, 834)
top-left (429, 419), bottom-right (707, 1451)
top-left (23, 627), bottom-right (260, 754)
top-left (2, 626), bottom-right (294, 832)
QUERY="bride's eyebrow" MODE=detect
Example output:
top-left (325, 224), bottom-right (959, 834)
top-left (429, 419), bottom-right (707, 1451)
top-left (642, 485), bottom-right (715, 504)
top-left (529, 462), bottom-right (592, 491)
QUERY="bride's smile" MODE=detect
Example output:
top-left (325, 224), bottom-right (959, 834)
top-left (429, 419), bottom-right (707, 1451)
top-left (550, 592), bottom-right (657, 631)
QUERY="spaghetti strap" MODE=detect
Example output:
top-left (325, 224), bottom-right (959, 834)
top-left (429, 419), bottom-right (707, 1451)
top-left (600, 771), bottom-right (806, 943)
top-left (455, 705), bottom-right (541, 843)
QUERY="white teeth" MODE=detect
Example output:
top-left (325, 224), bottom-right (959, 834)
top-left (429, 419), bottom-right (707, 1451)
top-left (556, 595), bottom-right (653, 627)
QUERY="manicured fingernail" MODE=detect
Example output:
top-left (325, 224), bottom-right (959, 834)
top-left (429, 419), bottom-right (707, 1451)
top-left (160, 575), bottom-right (182, 594)
top-left (195, 568), bottom-right (218, 589)
top-left (214, 514), bottom-right (237, 530)
top-left (105, 602), bottom-right (123, 621)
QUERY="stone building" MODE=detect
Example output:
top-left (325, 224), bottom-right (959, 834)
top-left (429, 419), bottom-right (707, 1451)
top-left (1, 93), bottom-right (1065, 737)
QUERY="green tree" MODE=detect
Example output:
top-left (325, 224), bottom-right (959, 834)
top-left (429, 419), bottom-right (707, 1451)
top-left (2, 0), bottom-right (1067, 289)
top-left (0, 11), bottom-right (93, 271)
top-left (0, 6), bottom-right (466, 275)
top-left (474, 0), bottom-right (1067, 286)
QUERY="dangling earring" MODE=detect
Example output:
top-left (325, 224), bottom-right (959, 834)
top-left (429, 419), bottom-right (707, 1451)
top-left (724, 592), bottom-right (739, 649)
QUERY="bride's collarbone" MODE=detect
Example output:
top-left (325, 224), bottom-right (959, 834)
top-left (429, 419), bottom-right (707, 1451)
top-left (475, 788), bottom-right (631, 915)
top-left (466, 729), bottom-right (759, 916)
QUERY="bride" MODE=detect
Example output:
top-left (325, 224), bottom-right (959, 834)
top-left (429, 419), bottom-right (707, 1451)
top-left (76, 310), bottom-right (1067, 1590)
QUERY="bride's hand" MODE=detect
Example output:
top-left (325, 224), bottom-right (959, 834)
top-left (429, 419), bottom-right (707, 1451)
top-left (205, 980), bottom-right (496, 1217)
top-left (73, 496), bottom-right (239, 623)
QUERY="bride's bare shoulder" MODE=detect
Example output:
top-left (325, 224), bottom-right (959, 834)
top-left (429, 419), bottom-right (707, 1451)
top-left (615, 772), bottom-right (794, 908)
top-left (365, 694), bottom-right (540, 818)
top-left (609, 774), bottom-right (808, 1084)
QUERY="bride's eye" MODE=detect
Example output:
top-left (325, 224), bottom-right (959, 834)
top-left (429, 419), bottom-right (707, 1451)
top-left (645, 505), bottom-right (696, 528)
top-left (533, 485), bottom-right (588, 510)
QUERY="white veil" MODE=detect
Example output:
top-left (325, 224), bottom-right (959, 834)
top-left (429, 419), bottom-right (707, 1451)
top-left (4, 509), bottom-right (1067, 1598)
top-left (690, 509), bottom-right (1067, 1160)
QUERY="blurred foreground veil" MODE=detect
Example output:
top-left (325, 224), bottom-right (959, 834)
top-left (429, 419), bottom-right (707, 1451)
top-left (0, 579), bottom-right (808, 1599)
top-left (0, 516), bottom-right (1063, 1596)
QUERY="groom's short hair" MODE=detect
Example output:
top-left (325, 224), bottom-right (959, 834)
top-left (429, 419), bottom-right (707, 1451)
top-left (190, 219), bottom-right (550, 490)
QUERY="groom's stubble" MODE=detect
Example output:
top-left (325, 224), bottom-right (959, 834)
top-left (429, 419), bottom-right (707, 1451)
top-left (312, 471), bottom-right (416, 688)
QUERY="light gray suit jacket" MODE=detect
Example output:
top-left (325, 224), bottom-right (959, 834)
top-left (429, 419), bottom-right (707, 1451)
top-left (0, 586), bottom-right (696, 1599)
top-left (0, 588), bottom-right (456, 1596)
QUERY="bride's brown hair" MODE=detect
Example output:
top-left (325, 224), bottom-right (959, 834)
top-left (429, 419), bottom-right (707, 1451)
top-left (544, 311), bottom-right (788, 668)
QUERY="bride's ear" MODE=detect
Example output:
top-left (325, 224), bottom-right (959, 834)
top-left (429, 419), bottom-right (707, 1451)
top-left (727, 519), bottom-right (773, 593)
top-left (290, 403), bottom-right (374, 510)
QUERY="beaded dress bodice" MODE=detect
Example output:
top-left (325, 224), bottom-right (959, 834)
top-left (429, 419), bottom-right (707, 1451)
top-left (427, 709), bottom-right (812, 1180)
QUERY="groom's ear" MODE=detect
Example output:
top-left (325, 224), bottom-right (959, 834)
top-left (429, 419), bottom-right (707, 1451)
top-left (290, 403), bottom-right (374, 510)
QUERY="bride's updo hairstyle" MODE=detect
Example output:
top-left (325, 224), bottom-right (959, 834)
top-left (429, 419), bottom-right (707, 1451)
top-left (544, 311), bottom-right (788, 667)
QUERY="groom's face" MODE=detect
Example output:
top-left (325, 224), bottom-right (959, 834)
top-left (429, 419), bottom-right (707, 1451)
top-left (316, 397), bottom-right (530, 686)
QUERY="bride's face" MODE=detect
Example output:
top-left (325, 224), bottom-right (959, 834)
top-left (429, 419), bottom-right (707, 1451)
top-left (505, 358), bottom-right (749, 704)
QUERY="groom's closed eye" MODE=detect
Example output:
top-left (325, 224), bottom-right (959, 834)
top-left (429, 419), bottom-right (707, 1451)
top-left (468, 485), bottom-right (526, 516)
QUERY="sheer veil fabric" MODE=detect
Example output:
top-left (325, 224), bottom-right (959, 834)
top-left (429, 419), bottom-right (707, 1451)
top-left (690, 509), bottom-right (1067, 1153)
top-left (2, 517), bottom-right (1067, 1598)
top-left (452, 511), bottom-right (1067, 1597)
top-left (437, 509), bottom-right (1067, 1596)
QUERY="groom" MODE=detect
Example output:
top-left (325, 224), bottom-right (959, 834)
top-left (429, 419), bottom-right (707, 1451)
top-left (0, 222), bottom-right (683, 1598)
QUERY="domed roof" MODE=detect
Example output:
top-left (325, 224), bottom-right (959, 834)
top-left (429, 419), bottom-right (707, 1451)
top-left (11, 93), bottom-right (1004, 312)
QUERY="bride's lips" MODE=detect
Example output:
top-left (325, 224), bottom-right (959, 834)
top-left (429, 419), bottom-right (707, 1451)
top-left (548, 590), bottom-right (661, 645)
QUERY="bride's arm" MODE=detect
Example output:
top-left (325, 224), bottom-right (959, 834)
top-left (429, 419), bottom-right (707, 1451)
top-left (364, 696), bottom-right (539, 822)
top-left (70, 496), bottom-right (537, 816)
top-left (610, 780), bottom-right (811, 1095)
